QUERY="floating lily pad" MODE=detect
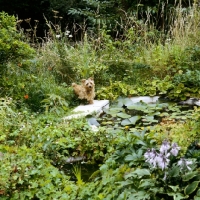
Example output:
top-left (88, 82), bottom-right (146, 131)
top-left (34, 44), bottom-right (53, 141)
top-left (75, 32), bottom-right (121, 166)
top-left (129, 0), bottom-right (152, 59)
top-left (127, 104), bottom-right (147, 111)
top-left (117, 97), bottom-right (133, 107)
top-left (121, 116), bottom-right (141, 126)
top-left (117, 112), bottom-right (132, 119)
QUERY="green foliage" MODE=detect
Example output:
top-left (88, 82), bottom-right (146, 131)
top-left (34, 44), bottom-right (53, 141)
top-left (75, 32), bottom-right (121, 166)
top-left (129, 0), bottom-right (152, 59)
top-left (173, 70), bottom-right (200, 87)
top-left (1, 6), bottom-right (200, 200)
top-left (0, 145), bottom-right (77, 199)
top-left (0, 12), bottom-right (35, 69)
top-left (41, 93), bottom-right (69, 114)
top-left (77, 134), bottom-right (200, 199)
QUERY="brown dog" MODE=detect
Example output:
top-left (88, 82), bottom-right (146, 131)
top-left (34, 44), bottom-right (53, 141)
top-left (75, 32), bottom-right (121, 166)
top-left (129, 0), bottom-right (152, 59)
top-left (72, 77), bottom-right (95, 104)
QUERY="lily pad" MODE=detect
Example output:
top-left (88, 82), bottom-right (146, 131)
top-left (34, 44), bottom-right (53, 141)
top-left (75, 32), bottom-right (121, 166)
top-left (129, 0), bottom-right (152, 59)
top-left (117, 112), bottom-right (132, 119)
top-left (121, 116), bottom-right (141, 126)
top-left (117, 97), bottom-right (133, 107)
top-left (127, 104), bottom-right (147, 111)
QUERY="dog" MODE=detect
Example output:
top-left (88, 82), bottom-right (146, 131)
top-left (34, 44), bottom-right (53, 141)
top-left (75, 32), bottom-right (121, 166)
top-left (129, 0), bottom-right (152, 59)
top-left (72, 77), bottom-right (95, 104)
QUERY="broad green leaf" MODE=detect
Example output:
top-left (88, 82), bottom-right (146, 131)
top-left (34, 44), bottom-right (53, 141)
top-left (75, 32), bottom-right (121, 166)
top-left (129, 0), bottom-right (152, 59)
top-left (127, 104), bottom-right (147, 111)
top-left (169, 165), bottom-right (180, 177)
top-left (129, 191), bottom-right (150, 200)
top-left (168, 192), bottom-right (188, 200)
top-left (117, 112), bottom-right (131, 119)
top-left (196, 188), bottom-right (200, 196)
top-left (169, 185), bottom-right (179, 192)
top-left (184, 181), bottom-right (200, 195)
top-left (117, 98), bottom-right (133, 107)
top-left (121, 116), bottom-right (141, 126)
top-left (139, 179), bottom-right (155, 189)
top-left (125, 168), bottom-right (150, 179)
top-left (182, 171), bottom-right (198, 181)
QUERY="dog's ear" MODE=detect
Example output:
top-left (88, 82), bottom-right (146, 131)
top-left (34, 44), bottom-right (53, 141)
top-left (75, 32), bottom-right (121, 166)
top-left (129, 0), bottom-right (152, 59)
top-left (81, 79), bottom-right (86, 83)
top-left (89, 77), bottom-right (94, 80)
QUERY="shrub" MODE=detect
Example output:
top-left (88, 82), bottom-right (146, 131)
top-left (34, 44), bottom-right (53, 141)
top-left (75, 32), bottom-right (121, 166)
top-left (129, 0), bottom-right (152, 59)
top-left (0, 12), bottom-right (35, 71)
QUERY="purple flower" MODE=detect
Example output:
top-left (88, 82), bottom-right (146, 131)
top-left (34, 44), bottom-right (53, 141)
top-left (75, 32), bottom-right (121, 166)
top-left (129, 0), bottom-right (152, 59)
top-left (177, 158), bottom-right (193, 170)
top-left (160, 140), bottom-right (170, 154)
top-left (144, 148), bottom-right (158, 168)
top-left (156, 152), bottom-right (170, 170)
top-left (170, 143), bottom-right (181, 156)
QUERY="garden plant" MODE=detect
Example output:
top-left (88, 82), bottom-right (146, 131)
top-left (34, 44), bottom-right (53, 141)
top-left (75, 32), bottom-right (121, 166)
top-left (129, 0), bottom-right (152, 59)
top-left (0, 1), bottom-right (200, 199)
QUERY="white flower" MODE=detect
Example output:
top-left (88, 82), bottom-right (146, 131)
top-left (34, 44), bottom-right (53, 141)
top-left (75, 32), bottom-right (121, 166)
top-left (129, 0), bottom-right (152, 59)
top-left (156, 152), bottom-right (170, 170)
top-left (170, 143), bottom-right (181, 156)
top-left (144, 148), bottom-right (158, 168)
top-left (65, 30), bottom-right (70, 35)
top-left (177, 158), bottom-right (193, 170)
top-left (160, 140), bottom-right (170, 154)
top-left (56, 35), bottom-right (61, 38)
top-left (68, 34), bottom-right (73, 38)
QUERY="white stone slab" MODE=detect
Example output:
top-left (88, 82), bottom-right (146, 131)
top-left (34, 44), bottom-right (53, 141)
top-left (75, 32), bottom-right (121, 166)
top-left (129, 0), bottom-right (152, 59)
top-left (63, 100), bottom-right (109, 120)
top-left (130, 96), bottom-right (160, 103)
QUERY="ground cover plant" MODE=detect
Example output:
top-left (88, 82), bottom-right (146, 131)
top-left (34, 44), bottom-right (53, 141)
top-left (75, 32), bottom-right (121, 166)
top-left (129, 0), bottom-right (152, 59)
top-left (0, 1), bottom-right (200, 199)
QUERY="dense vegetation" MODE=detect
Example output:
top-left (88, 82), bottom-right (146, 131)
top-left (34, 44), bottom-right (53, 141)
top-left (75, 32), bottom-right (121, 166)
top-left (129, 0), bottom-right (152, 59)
top-left (0, 0), bottom-right (200, 199)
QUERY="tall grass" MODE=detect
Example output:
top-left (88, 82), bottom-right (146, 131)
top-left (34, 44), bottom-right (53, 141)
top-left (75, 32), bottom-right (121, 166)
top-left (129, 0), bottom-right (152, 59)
top-left (36, 2), bottom-right (200, 87)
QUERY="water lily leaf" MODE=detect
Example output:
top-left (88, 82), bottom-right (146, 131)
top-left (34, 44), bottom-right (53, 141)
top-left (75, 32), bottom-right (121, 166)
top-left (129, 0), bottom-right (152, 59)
top-left (184, 181), bottom-right (200, 195)
top-left (117, 113), bottom-right (131, 119)
top-left (121, 116), bottom-right (141, 126)
top-left (160, 112), bottom-right (169, 117)
top-left (104, 107), bottom-right (124, 117)
top-left (142, 115), bottom-right (154, 121)
top-left (127, 104), bottom-right (147, 111)
top-left (117, 97), bottom-right (133, 107)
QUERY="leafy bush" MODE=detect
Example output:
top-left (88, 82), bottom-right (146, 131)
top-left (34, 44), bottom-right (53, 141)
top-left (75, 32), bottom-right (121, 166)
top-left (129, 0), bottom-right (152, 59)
top-left (0, 145), bottom-right (77, 199)
top-left (0, 12), bottom-right (35, 71)
top-left (173, 70), bottom-right (200, 87)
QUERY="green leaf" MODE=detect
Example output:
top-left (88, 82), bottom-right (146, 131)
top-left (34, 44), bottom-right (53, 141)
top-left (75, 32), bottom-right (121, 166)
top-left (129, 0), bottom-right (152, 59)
top-left (117, 113), bottom-right (131, 119)
top-left (124, 168), bottom-right (150, 179)
top-left (121, 116), bottom-right (141, 126)
top-left (130, 191), bottom-right (150, 200)
top-left (184, 181), bottom-right (200, 195)
top-left (169, 185), bottom-right (179, 192)
top-left (197, 188), bottom-right (200, 196)
top-left (168, 192), bottom-right (188, 200)
top-left (127, 104), bottom-right (147, 111)
top-left (169, 165), bottom-right (180, 177)
top-left (117, 98), bottom-right (133, 107)
top-left (139, 179), bottom-right (155, 189)
top-left (182, 171), bottom-right (198, 181)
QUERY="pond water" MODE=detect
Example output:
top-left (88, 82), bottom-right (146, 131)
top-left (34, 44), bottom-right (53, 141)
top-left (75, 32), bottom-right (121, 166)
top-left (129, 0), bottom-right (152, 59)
top-left (63, 163), bottom-right (100, 182)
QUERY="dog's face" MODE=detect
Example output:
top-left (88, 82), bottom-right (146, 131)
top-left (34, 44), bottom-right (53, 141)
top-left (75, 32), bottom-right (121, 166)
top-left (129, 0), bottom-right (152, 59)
top-left (82, 78), bottom-right (94, 90)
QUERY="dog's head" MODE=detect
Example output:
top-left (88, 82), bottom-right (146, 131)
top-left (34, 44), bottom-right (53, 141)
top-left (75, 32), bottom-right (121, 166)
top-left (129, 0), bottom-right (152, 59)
top-left (82, 77), bottom-right (95, 90)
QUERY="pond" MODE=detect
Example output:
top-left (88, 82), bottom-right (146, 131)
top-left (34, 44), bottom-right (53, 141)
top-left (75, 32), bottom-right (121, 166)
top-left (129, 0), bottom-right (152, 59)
top-left (97, 96), bottom-right (195, 132)
top-left (64, 96), bottom-right (198, 182)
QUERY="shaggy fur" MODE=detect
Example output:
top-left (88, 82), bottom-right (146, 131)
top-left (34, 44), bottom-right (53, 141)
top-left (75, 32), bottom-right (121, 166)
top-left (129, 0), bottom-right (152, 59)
top-left (72, 77), bottom-right (95, 104)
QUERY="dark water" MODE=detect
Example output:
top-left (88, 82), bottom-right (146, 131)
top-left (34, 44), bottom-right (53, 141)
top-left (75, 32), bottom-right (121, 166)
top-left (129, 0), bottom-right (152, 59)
top-left (63, 163), bottom-right (100, 182)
